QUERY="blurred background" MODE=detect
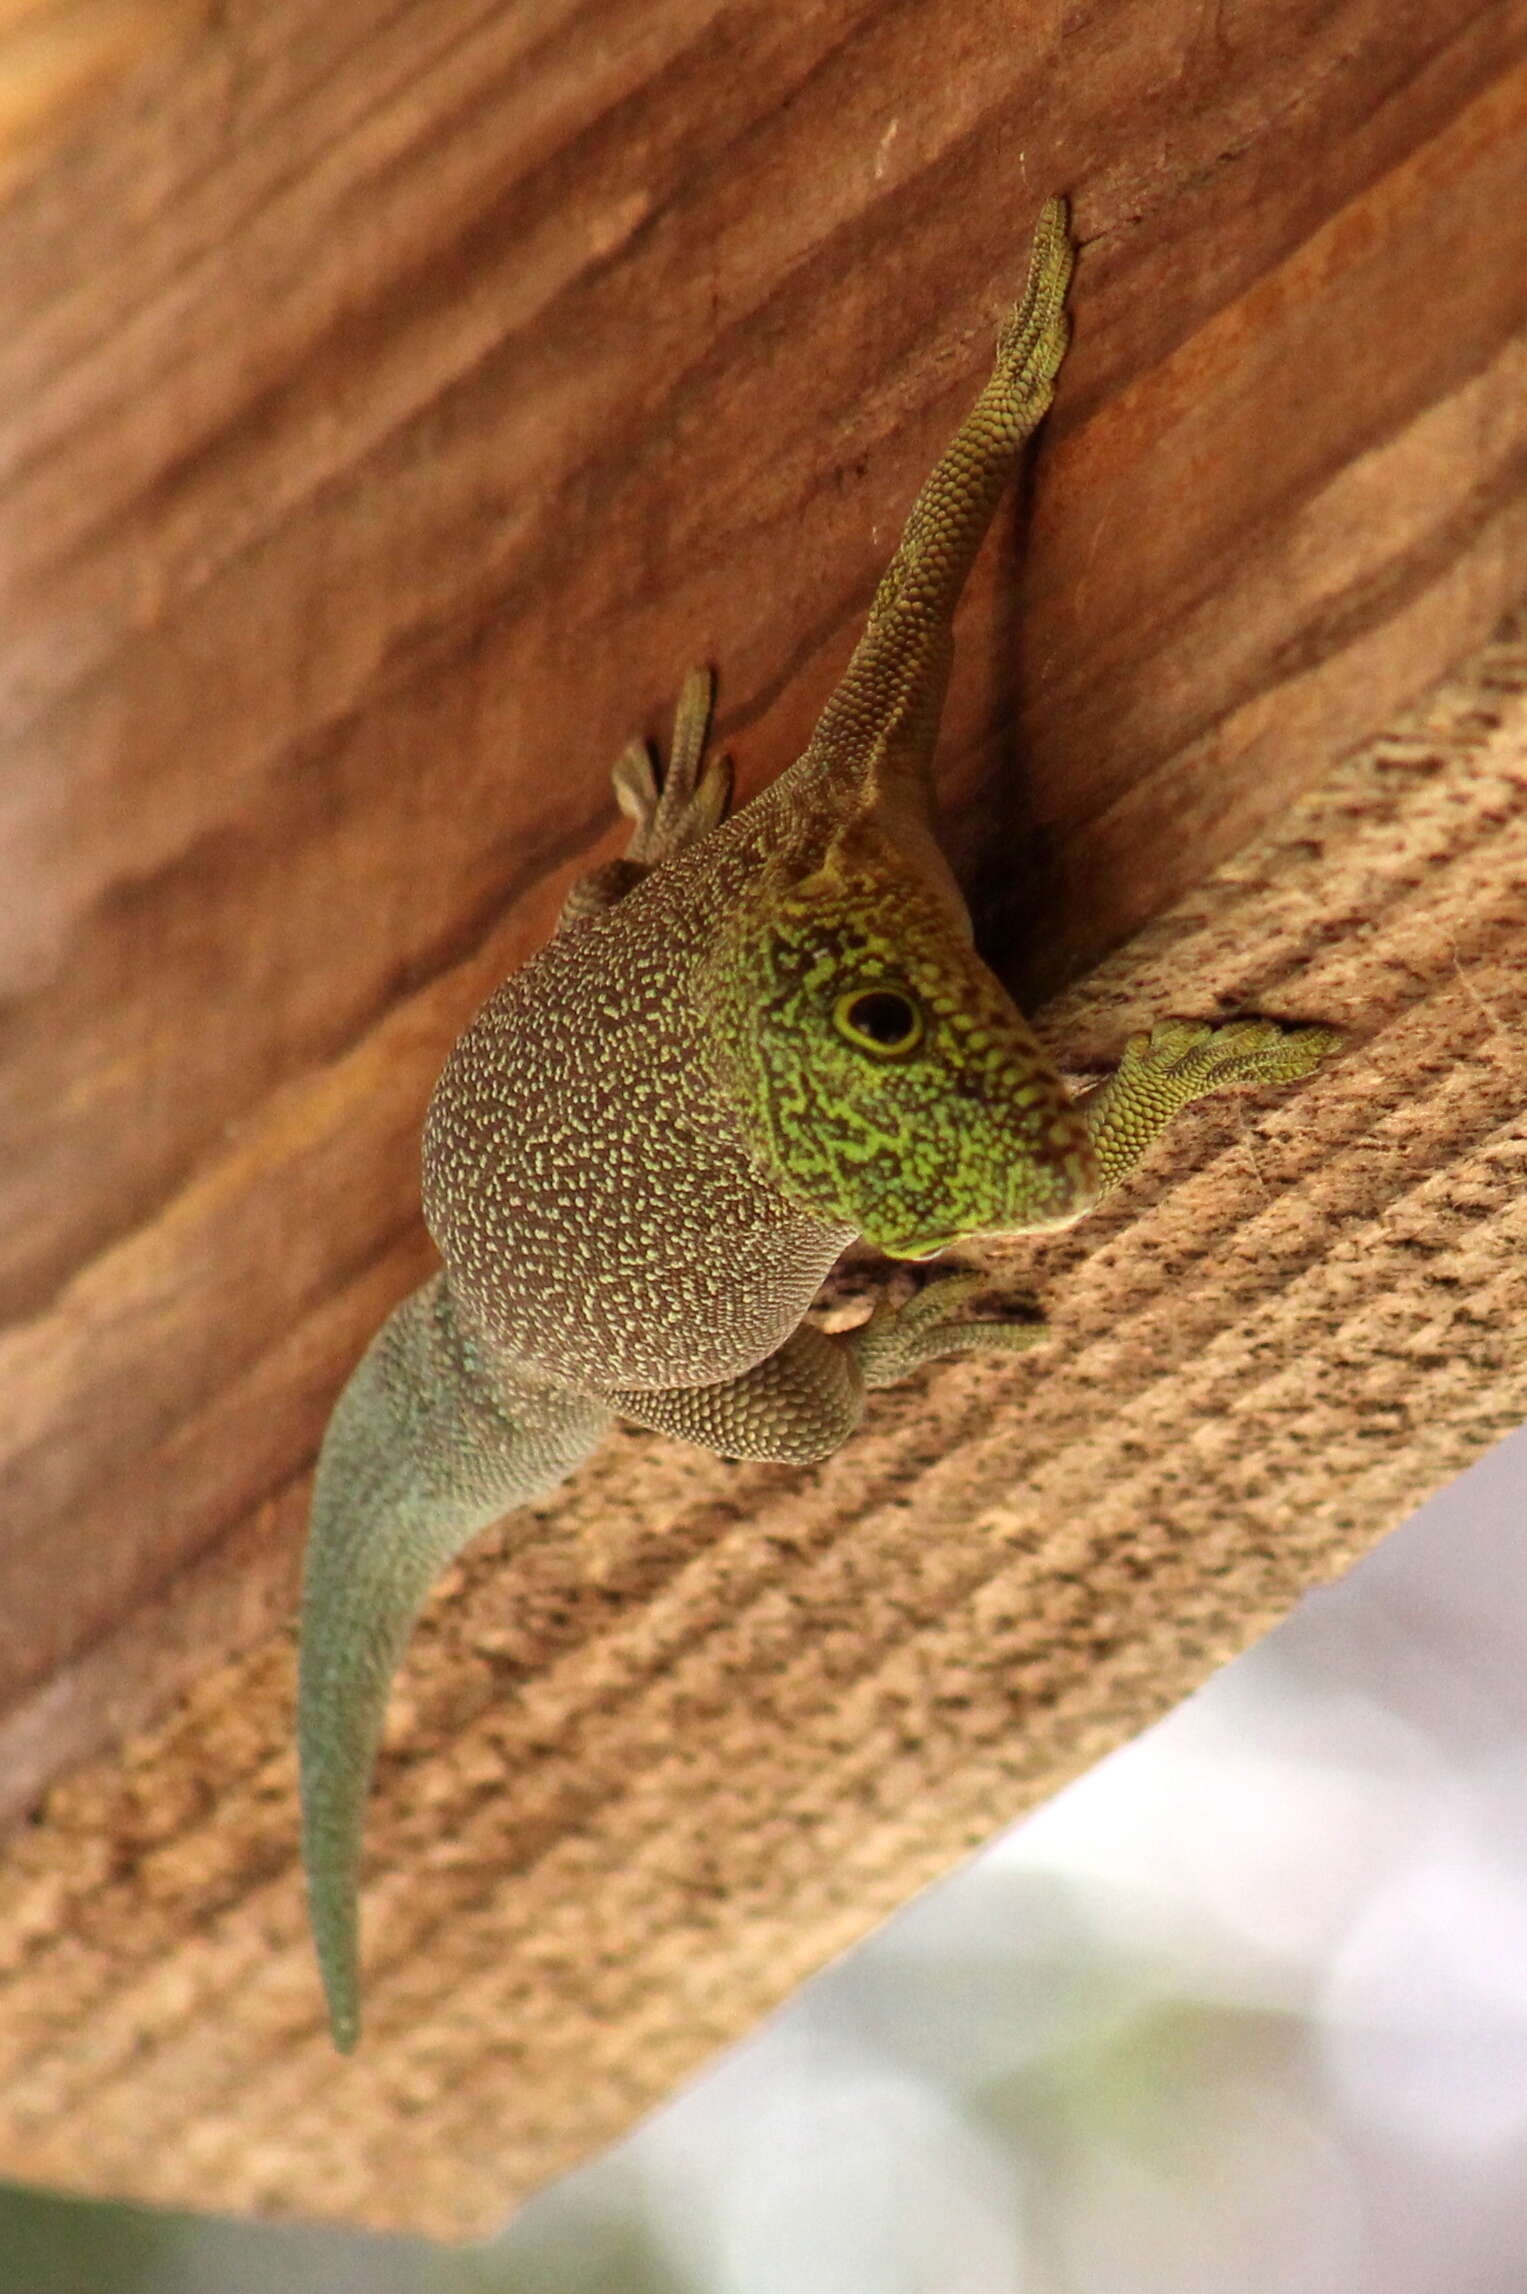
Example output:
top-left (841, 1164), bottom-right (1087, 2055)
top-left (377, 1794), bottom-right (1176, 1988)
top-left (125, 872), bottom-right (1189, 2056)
top-left (5, 1421), bottom-right (1524, 2293)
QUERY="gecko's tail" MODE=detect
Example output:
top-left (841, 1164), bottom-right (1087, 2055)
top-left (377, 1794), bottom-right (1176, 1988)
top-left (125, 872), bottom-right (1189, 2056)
top-left (297, 1272), bottom-right (609, 2050)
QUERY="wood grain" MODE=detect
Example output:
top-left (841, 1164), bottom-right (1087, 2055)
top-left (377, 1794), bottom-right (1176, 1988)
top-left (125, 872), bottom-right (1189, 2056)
top-left (0, 1), bottom-right (191, 192)
top-left (0, 0), bottom-right (1524, 2232)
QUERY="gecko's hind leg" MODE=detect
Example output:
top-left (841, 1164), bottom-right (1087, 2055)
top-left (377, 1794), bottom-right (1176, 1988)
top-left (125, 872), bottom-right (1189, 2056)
top-left (605, 1271), bottom-right (1048, 1466)
top-left (852, 1271), bottom-right (1049, 1384)
top-left (560, 668), bottom-right (734, 927)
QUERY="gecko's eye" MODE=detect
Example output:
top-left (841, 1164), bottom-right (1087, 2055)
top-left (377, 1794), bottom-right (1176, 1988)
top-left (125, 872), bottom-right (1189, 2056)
top-left (833, 987), bottom-right (924, 1058)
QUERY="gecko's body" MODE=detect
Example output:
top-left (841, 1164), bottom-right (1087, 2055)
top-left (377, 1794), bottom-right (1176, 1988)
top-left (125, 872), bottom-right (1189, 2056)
top-left (300, 200), bottom-right (1336, 2048)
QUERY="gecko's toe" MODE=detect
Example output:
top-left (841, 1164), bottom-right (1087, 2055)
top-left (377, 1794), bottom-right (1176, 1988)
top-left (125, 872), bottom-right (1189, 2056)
top-left (616, 667), bottom-right (733, 861)
top-left (1124, 1015), bottom-right (1342, 1098)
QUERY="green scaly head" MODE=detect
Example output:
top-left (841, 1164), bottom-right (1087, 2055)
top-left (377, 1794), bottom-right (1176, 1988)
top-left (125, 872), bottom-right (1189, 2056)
top-left (697, 824), bottom-right (1099, 1258)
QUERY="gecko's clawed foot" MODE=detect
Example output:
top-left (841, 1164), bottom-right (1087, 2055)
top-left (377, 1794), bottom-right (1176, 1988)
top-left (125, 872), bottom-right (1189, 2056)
top-left (613, 666), bottom-right (734, 867)
top-left (852, 1270), bottom-right (1048, 1390)
top-left (992, 193), bottom-right (1075, 421)
top-left (560, 669), bottom-right (735, 928)
top-left (1120, 1017), bottom-right (1344, 1103)
top-left (1079, 1016), bottom-right (1342, 1196)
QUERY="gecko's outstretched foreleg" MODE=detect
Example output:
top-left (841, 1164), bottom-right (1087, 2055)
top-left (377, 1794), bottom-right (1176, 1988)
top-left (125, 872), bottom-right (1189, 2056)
top-left (798, 194), bottom-right (1075, 815)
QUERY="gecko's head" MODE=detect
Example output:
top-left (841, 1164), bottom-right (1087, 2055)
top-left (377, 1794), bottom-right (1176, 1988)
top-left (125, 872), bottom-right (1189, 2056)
top-left (696, 827), bottom-right (1097, 1256)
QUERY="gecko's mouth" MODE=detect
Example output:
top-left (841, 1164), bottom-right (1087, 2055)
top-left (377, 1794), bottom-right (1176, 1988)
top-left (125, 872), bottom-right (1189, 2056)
top-left (867, 1182), bottom-right (1093, 1260)
top-left (868, 1224), bottom-right (967, 1262)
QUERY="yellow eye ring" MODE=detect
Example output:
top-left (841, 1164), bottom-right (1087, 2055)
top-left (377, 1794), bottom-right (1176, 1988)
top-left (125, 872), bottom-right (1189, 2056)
top-left (832, 986), bottom-right (924, 1057)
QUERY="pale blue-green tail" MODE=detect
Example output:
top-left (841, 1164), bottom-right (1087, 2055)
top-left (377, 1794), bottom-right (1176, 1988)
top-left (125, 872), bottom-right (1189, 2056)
top-left (298, 1273), bottom-right (611, 2049)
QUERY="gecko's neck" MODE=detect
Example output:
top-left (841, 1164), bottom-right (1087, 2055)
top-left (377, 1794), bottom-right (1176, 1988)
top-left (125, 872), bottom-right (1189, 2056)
top-left (763, 746), bottom-right (972, 945)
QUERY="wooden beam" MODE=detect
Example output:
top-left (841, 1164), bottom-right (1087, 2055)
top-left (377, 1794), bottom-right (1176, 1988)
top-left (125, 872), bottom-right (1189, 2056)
top-left (0, 0), bottom-right (1523, 2235)
top-left (0, 1), bottom-right (192, 195)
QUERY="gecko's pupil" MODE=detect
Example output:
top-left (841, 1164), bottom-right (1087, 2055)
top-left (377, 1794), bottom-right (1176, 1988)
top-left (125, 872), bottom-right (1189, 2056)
top-left (846, 991), bottom-right (918, 1047)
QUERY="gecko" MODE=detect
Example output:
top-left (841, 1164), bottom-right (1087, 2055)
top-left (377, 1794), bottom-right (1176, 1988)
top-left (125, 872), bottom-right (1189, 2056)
top-left (298, 196), bottom-right (1338, 2050)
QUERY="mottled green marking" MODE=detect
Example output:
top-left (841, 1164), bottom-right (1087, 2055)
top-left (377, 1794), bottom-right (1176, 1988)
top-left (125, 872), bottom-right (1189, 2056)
top-left (696, 822), bottom-right (1095, 1258)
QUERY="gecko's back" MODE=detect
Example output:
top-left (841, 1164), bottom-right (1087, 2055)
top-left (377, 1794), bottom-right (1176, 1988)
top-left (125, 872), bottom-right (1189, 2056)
top-left (422, 779), bottom-right (859, 1393)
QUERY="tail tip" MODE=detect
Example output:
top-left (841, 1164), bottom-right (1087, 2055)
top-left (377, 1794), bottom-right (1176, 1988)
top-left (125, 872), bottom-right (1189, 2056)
top-left (327, 1989), bottom-right (361, 2054)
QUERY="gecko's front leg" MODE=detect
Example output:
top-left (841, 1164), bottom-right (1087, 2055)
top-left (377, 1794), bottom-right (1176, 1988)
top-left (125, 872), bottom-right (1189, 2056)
top-left (1077, 1018), bottom-right (1344, 1192)
top-left (794, 193), bottom-right (1075, 823)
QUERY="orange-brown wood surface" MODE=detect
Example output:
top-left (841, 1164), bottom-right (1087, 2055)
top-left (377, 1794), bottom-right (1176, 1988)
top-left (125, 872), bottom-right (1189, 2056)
top-left (2, 0), bottom-right (1525, 2234)
top-left (0, 2), bottom-right (191, 194)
